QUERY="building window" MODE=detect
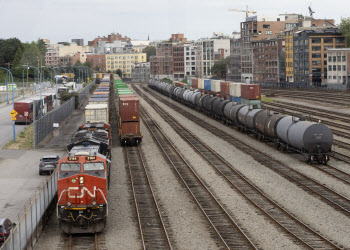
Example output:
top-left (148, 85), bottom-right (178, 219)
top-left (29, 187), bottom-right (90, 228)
top-left (328, 56), bottom-right (332, 62)
top-left (343, 65), bottom-right (346, 71)
top-left (333, 76), bottom-right (336, 79)
top-left (263, 24), bottom-right (270, 29)
top-left (312, 46), bottom-right (321, 51)
top-left (338, 65), bottom-right (341, 71)
top-left (342, 56), bottom-right (346, 62)
top-left (333, 65), bottom-right (336, 71)
top-left (265, 31), bottom-right (272, 35)
top-left (333, 56), bottom-right (336, 62)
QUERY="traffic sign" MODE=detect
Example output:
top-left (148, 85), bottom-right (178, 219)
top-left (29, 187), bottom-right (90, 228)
top-left (11, 117), bottom-right (16, 121)
top-left (24, 112), bottom-right (28, 117)
top-left (10, 109), bottom-right (18, 117)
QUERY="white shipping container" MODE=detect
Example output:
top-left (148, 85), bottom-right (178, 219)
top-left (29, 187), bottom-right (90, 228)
top-left (85, 104), bottom-right (109, 124)
top-left (198, 78), bottom-right (204, 89)
top-left (211, 80), bottom-right (221, 92)
top-left (229, 83), bottom-right (245, 97)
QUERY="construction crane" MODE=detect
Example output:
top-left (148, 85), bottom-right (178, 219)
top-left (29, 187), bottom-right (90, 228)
top-left (228, 5), bottom-right (257, 18)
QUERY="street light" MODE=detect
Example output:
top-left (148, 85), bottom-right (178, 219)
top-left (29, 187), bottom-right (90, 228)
top-left (23, 65), bottom-right (42, 117)
top-left (0, 67), bottom-right (16, 142)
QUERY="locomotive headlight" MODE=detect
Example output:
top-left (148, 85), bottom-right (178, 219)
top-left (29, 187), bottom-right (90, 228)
top-left (92, 201), bottom-right (96, 206)
top-left (79, 176), bottom-right (84, 184)
top-left (67, 202), bottom-right (72, 207)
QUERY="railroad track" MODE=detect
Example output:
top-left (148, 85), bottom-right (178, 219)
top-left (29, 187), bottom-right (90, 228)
top-left (138, 85), bottom-right (350, 218)
top-left (140, 105), bottom-right (257, 249)
top-left (63, 233), bottom-right (100, 250)
top-left (125, 145), bottom-right (173, 249)
top-left (133, 86), bottom-right (342, 249)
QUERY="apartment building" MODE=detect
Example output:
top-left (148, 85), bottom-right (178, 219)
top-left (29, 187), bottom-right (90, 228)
top-left (72, 39), bottom-right (84, 46)
top-left (45, 43), bottom-right (92, 66)
top-left (184, 43), bottom-right (198, 77)
top-left (227, 33), bottom-right (241, 82)
top-left (150, 43), bottom-right (174, 80)
top-left (293, 27), bottom-right (346, 85)
top-left (252, 38), bottom-right (286, 83)
top-left (326, 48), bottom-right (350, 84)
top-left (106, 52), bottom-right (147, 78)
top-left (131, 62), bottom-right (150, 83)
top-left (86, 54), bottom-right (106, 72)
top-left (88, 33), bottom-right (131, 47)
top-left (173, 44), bottom-right (185, 80)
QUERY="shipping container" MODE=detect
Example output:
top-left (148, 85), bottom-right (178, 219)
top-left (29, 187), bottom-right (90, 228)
top-left (93, 91), bottom-right (110, 95)
top-left (229, 82), bottom-right (245, 97)
top-left (211, 80), bottom-right (221, 92)
top-left (198, 78), bottom-right (204, 89)
top-left (187, 78), bottom-right (192, 86)
top-left (119, 97), bottom-right (140, 122)
top-left (192, 79), bottom-right (199, 89)
top-left (220, 81), bottom-right (230, 99)
top-left (120, 122), bottom-right (141, 135)
top-left (240, 84), bottom-right (261, 100)
top-left (241, 98), bottom-right (261, 109)
top-left (91, 94), bottom-right (109, 99)
top-left (85, 104), bottom-right (109, 124)
top-left (204, 79), bottom-right (211, 91)
top-left (89, 98), bottom-right (109, 104)
top-left (14, 99), bottom-right (41, 124)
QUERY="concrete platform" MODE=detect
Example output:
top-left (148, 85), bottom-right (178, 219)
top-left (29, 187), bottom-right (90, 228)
top-left (0, 96), bottom-right (88, 224)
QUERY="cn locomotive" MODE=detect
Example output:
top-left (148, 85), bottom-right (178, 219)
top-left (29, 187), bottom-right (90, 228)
top-left (57, 74), bottom-right (114, 234)
top-left (148, 80), bottom-right (333, 165)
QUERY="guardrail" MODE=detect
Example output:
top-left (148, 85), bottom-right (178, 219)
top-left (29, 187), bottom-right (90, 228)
top-left (0, 172), bottom-right (57, 250)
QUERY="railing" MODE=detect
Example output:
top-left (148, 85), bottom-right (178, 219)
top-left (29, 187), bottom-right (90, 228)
top-left (0, 172), bottom-right (57, 250)
top-left (259, 82), bottom-right (349, 91)
top-left (77, 81), bottom-right (95, 105)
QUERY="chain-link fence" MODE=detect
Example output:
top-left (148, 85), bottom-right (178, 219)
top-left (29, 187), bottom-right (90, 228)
top-left (259, 82), bottom-right (349, 91)
top-left (33, 97), bottom-right (75, 148)
top-left (78, 81), bottom-right (94, 105)
top-left (0, 172), bottom-right (57, 250)
top-left (0, 91), bottom-right (19, 103)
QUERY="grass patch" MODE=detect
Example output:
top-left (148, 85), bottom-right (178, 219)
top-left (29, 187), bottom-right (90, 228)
top-left (3, 124), bottom-right (34, 150)
top-left (261, 95), bottom-right (276, 103)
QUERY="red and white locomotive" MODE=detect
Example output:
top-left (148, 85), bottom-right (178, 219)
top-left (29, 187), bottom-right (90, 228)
top-left (57, 122), bottom-right (111, 234)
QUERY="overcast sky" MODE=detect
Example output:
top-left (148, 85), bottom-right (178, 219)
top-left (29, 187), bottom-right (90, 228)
top-left (0, 0), bottom-right (348, 44)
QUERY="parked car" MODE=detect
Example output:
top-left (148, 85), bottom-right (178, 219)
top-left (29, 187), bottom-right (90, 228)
top-left (0, 218), bottom-right (16, 245)
top-left (39, 155), bottom-right (60, 175)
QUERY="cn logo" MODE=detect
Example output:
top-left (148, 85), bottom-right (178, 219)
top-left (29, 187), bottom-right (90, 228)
top-left (68, 186), bottom-right (96, 198)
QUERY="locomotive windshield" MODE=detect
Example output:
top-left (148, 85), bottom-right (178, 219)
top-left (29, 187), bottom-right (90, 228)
top-left (83, 162), bottom-right (105, 171)
top-left (60, 163), bottom-right (81, 171)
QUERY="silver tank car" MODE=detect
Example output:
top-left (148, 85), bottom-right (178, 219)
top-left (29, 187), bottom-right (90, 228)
top-left (264, 114), bottom-right (285, 139)
top-left (191, 92), bottom-right (201, 106)
top-left (245, 109), bottom-right (263, 129)
top-left (254, 110), bottom-right (270, 134)
top-left (224, 102), bottom-right (236, 119)
top-left (213, 100), bottom-right (231, 117)
top-left (198, 94), bottom-right (209, 108)
top-left (211, 98), bottom-right (221, 114)
top-left (237, 106), bottom-right (250, 125)
top-left (228, 104), bottom-right (246, 124)
top-left (276, 116), bottom-right (297, 144)
top-left (287, 121), bottom-right (333, 153)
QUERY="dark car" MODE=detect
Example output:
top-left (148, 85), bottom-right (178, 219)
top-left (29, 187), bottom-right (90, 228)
top-left (39, 155), bottom-right (60, 175)
top-left (0, 218), bottom-right (15, 245)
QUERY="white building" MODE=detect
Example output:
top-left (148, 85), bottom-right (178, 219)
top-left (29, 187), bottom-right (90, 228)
top-left (131, 62), bottom-right (150, 83)
top-left (327, 48), bottom-right (350, 84)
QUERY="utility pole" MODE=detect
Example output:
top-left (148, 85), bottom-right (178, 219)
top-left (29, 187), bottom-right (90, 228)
top-left (26, 62), bottom-right (29, 92)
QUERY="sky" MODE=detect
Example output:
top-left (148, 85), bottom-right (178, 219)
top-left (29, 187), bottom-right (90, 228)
top-left (0, 0), bottom-right (349, 44)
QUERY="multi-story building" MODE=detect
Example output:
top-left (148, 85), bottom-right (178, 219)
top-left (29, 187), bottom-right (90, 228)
top-left (227, 33), bottom-right (241, 82)
top-left (241, 15), bottom-right (287, 83)
top-left (173, 44), bottom-right (185, 80)
top-left (72, 39), bottom-right (84, 46)
top-left (88, 33), bottom-right (131, 47)
top-left (86, 54), bottom-right (106, 72)
top-left (105, 52), bottom-right (147, 78)
top-left (171, 34), bottom-right (187, 43)
top-left (131, 62), bottom-right (150, 83)
top-left (326, 48), bottom-right (350, 84)
top-left (150, 42), bottom-right (174, 80)
top-left (195, 37), bottom-right (230, 78)
top-left (93, 40), bottom-right (133, 54)
top-left (253, 38), bottom-right (286, 83)
top-left (45, 43), bottom-right (92, 66)
top-left (293, 27), bottom-right (346, 85)
top-left (184, 43), bottom-right (199, 77)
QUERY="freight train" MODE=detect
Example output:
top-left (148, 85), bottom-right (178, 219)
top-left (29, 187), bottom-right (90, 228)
top-left (114, 75), bottom-right (143, 145)
top-left (57, 76), bottom-right (114, 234)
top-left (148, 80), bottom-right (333, 164)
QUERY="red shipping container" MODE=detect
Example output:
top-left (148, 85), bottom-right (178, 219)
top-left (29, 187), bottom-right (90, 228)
top-left (192, 79), bottom-right (198, 89)
top-left (121, 122), bottom-right (141, 135)
top-left (240, 84), bottom-right (261, 100)
top-left (119, 97), bottom-right (140, 122)
top-left (220, 82), bottom-right (230, 96)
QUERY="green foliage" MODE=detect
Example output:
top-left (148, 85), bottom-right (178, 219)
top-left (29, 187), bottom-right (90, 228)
top-left (211, 57), bottom-right (230, 80)
top-left (143, 46), bottom-right (156, 61)
top-left (161, 78), bottom-right (172, 84)
top-left (0, 38), bottom-right (23, 68)
top-left (116, 69), bottom-right (123, 77)
top-left (60, 92), bottom-right (79, 108)
top-left (340, 17), bottom-right (350, 47)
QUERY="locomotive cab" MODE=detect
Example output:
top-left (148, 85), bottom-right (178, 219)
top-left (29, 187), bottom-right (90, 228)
top-left (57, 151), bottom-right (110, 234)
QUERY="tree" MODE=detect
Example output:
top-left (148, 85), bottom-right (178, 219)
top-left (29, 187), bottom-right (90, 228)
top-left (0, 38), bottom-right (23, 68)
top-left (116, 69), bottom-right (122, 77)
top-left (340, 17), bottom-right (350, 47)
top-left (211, 57), bottom-right (230, 80)
top-left (143, 46), bottom-right (156, 61)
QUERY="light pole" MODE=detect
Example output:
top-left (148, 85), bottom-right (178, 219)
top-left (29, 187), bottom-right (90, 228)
top-left (0, 67), bottom-right (16, 142)
top-left (23, 65), bottom-right (42, 117)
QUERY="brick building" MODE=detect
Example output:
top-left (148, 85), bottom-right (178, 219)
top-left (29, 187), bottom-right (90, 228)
top-left (150, 43), bottom-right (174, 80)
top-left (253, 38), bottom-right (286, 83)
top-left (86, 54), bottom-right (106, 72)
top-left (172, 44), bottom-right (185, 80)
top-left (88, 33), bottom-right (131, 47)
top-left (227, 35), bottom-right (241, 82)
top-left (171, 34), bottom-right (187, 43)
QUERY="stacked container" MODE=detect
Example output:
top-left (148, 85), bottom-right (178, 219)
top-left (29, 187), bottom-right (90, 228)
top-left (198, 78), bottom-right (204, 89)
top-left (220, 82), bottom-right (230, 99)
top-left (192, 79), bottom-right (199, 89)
top-left (240, 84), bottom-right (261, 109)
top-left (204, 79), bottom-right (211, 91)
top-left (211, 80), bottom-right (221, 93)
top-left (229, 83), bottom-right (245, 102)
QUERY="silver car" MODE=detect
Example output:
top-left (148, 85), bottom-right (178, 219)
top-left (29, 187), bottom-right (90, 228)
top-left (39, 155), bottom-right (59, 175)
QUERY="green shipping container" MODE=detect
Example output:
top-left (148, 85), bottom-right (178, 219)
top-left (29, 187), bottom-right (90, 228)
top-left (115, 83), bottom-right (127, 89)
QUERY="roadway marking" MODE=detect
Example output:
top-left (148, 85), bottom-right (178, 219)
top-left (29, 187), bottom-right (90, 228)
top-left (0, 114), bottom-right (10, 121)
